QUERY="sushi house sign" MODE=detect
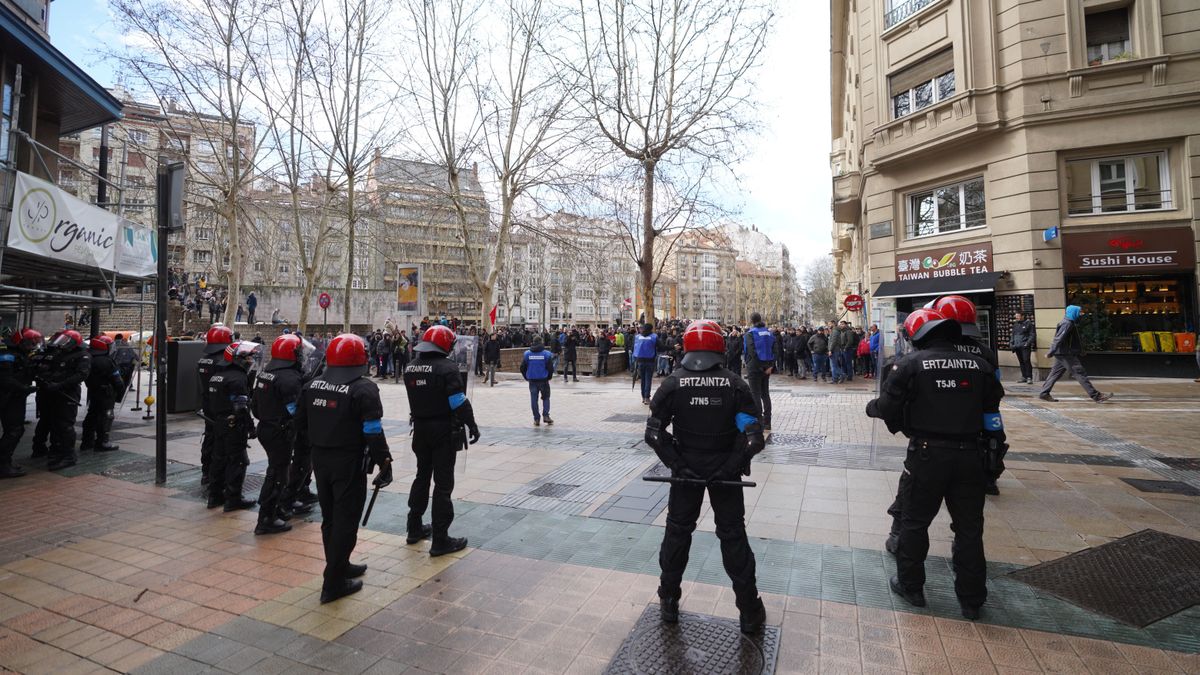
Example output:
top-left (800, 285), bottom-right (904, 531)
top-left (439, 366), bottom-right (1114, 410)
top-left (894, 242), bottom-right (993, 281)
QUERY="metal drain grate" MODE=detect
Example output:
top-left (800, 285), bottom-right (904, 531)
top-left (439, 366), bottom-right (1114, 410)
top-left (1157, 457), bottom-right (1200, 471)
top-left (100, 458), bottom-right (157, 479)
top-left (605, 605), bottom-right (779, 675)
top-left (605, 413), bottom-right (649, 423)
top-left (1008, 529), bottom-right (1200, 627)
top-left (529, 482), bottom-right (580, 498)
top-left (1121, 478), bottom-right (1200, 497)
top-left (766, 434), bottom-right (825, 448)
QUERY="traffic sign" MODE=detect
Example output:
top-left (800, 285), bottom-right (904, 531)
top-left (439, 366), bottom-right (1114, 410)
top-left (318, 292), bottom-right (331, 309)
top-left (844, 294), bottom-right (864, 312)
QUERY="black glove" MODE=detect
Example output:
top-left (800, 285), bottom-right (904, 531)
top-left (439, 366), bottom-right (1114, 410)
top-left (247, 425), bottom-right (258, 440)
top-left (373, 462), bottom-right (393, 488)
top-left (674, 462), bottom-right (702, 480)
top-left (366, 434), bottom-right (392, 472)
top-left (467, 424), bottom-right (481, 445)
top-left (42, 381), bottom-right (60, 392)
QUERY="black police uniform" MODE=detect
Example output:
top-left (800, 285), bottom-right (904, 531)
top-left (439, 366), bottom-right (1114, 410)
top-left (81, 349), bottom-right (126, 452)
top-left (403, 351), bottom-right (479, 550)
top-left (28, 345), bottom-right (55, 457)
top-left (645, 354), bottom-right (765, 625)
top-left (205, 361), bottom-right (255, 508)
top-left (867, 328), bottom-right (1005, 615)
top-left (252, 362), bottom-right (304, 532)
top-left (196, 347), bottom-right (224, 484)
top-left (0, 342), bottom-right (35, 477)
top-left (295, 366), bottom-right (388, 590)
top-left (40, 344), bottom-right (91, 470)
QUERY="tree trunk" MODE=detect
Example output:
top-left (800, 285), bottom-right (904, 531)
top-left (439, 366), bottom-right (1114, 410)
top-left (342, 173), bottom-right (356, 331)
top-left (640, 159), bottom-right (656, 324)
top-left (223, 199), bottom-right (242, 327)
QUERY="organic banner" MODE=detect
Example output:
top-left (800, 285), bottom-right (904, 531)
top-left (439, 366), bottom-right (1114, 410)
top-left (116, 221), bottom-right (158, 278)
top-left (7, 172), bottom-right (120, 270)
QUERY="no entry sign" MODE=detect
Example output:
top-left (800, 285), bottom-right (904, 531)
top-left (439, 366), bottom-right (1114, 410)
top-left (843, 294), bottom-right (864, 312)
top-left (318, 292), bottom-right (331, 309)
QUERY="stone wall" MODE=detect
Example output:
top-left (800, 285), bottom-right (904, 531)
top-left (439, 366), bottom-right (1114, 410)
top-left (496, 348), bottom-right (629, 376)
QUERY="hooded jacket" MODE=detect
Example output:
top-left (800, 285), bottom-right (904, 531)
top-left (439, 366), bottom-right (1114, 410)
top-left (1047, 305), bottom-right (1084, 357)
top-left (521, 343), bottom-right (554, 381)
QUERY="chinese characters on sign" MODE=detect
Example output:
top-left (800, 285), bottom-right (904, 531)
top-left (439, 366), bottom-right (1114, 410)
top-left (894, 242), bottom-right (993, 281)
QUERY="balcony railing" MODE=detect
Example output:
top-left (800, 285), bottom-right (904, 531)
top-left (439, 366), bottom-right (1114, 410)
top-left (885, 0), bottom-right (935, 29)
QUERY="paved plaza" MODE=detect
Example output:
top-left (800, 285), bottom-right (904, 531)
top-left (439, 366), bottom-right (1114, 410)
top-left (1, 372), bottom-right (1199, 674)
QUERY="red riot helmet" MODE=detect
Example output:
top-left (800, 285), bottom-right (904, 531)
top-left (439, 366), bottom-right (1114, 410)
top-left (933, 295), bottom-right (981, 338)
top-left (51, 329), bottom-right (84, 350)
top-left (17, 328), bottom-right (43, 351)
top-left (322, 334), bottom-right (369, 384)
top-left (204, 324), bottom-right (235, 355)
top-left (267, 334), bottom-right (314, 371)
top-left (223, 341), bottom-right (261, 369)
top-left (89, 335), bottom-right (115, 353)
top-left (903, 308), bottom-right (955, 345)
top-left (680, 320), bottom-right (726, 371)
top-left (414, 325), bottom-right (455, 355)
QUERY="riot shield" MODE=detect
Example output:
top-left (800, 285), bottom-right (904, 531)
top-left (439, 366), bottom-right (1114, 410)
top-left (452, 334), bottom-right (477, 399)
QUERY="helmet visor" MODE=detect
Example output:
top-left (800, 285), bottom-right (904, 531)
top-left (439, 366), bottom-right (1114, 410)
top-left (50, 334), bottom-right (75, 349)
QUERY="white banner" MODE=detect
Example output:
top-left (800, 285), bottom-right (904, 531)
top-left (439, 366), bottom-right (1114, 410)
top-left (116, 221), bottom-right (158, 278)
top-left (7, 172), bottom-right (120, 270)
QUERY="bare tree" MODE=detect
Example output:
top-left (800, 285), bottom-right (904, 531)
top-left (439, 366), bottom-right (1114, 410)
top-left (111, 0), bottom-right (273, 325)
top-left (804, 257), bottom-right (837, 322)
top-left (569, 0), bottom-right (773, 322)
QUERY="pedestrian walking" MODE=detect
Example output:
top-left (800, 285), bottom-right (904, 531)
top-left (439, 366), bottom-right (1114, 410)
top-left (743, 313), bottom-right (775, 431)
top-left (1039, 305), bottom-right (1111, 403)
top-left (521, 336), bottom-right (554, 425)
top-left (1010, 311), bottom-right (1035, 383)
top-left (403, 326), bottom-right (479, 557)
top-left (633, 323), bottom-right (658, 404)
top-left (645, 320), bottom-right (767, 633)
top-left (867, 308), bottom-right (1005, 621)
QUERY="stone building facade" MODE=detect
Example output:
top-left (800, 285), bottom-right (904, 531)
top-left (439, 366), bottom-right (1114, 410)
top-left (830, 0), bottom-right (1200, 377)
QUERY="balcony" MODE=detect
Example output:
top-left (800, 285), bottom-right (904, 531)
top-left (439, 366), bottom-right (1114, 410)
top-left (832, 170), bottom-right (861, 223)
top-left (884, 0), bottom-right (939, 31)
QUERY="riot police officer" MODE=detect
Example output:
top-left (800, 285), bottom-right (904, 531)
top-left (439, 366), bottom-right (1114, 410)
top-left (933, 295), bottom-right (1004, 496)
top-left (205, 341), bottom-right (260, 511)
top-left (743, 312), bottom-right (775, 431)
top-left (28, 332), bottom-right (60, 458)
top-left (295, 334), bottom-right (392, 603)
top-left (38, 331), bottom-right (91, 471)
top-left (403, 326), bottom-right (480, 557)
top-left (251, 334), bottom-right (314, 535)
top-left (198, 325), bottom-right (234, 487)
top-left (1, 328), bottom-right (40, 478)
top-left (80, 335), bottom-right (126, 453)
top-left (644, 320), bottom-right (768, 634)
top-left (867, 309), bottom-right (1005, 620)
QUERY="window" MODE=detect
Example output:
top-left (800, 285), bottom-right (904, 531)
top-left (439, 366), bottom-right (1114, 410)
top-left (907, 177), bottom-right (986, 238)
top-left (1066, 152), bottom-right (1171, 215)
top-left (277, 261), bottom-right (290, 274)
top-left (351, 277), bottom-right (367, 289)
top-left (193, 250), bottom-right (213, 264)
top-left (0, 82), bottom-right (13, 162)
top-left (890, 50), bottom-right (955, 119)
top-left (253, 260), bottom-right (265, 272)
top-left (1086, 8), bottom-right (1131, 66)
top-left (194, 227), bottom-right (213, 241)
top-left (127, 128), bottom-right (150, 145)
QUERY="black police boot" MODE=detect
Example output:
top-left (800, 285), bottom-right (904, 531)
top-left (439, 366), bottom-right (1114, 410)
top-left (298, 488), bottom-right (319, 505)
top-left (0, 464), bottom-right (27, 479)
top-left (406, 524), bottom-right (433, 545)
top-left (254, 518), bottom-right (292, 535)
top-left (30, 445), bottom-right (47, 459)
top-left (985, 480), bottom-right (1000, 496)
top-left (47, 453), bottom-right (77, 471)
top-left (660, 597), bottom-right (679, 624)
top-left (1038, 393), bottom-right (1058, 402)
top-left (960, 603), bottom-right (981, 621)
top-left (223, 497), bottom-right (257, 512)
top-left (96, 443), bottom-right (120, 453)
top-left (429, 536), bottom-right (468, 557)
top-left (346, 563), bottom-right (368, 579)
top-left (319, 578), bottom-right (363, 604)
top-left (206, 494), bottom-right (225, 509)
top-left (738, 597), bottom-right (767, 635)
top-left (889, 576), bottom-right (926, 608)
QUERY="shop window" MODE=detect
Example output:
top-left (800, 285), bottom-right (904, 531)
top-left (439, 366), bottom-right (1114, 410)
top-left (889, 49), bottom-right (955, 119)
top-left (1066, 152), bottom-right (1171, 215)
top-left (906, 177), bottom-right (986, 239)
top-left (1066, 278), bottom-right (1193, 351)
top-left (1086, 7), bottom-right (1132, 66)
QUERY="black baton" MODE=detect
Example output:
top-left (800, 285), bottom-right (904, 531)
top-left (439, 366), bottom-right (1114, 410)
top-left (643, 476), bottom-right (756, 488)
top-left (362, 483), bottom-right (381, 527)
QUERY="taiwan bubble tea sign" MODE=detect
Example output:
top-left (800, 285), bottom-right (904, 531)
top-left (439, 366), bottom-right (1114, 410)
top-left (895, 241), bottom-right (993, 281)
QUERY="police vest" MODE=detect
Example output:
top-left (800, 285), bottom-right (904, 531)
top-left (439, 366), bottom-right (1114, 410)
top-left (903, 347), bottom-right (990, 440)
top-left (303, 376), bottom-right (382, 449)
top-left (664, 366), bottom-right (742, 452)
top-left (953, 337), bottom-right (1000, 377)
top-left (45, 348), bottom-right (91, 399)
top-left (746, 327), bottom-right (775, 364)
top-left (206, 364), bottom-right (249, 416)
top-left (633, 334), bottom-right (657, 359)
top-left (523, 350), bottom-right (553, 380)
top-left (403, 355), bottom-right (461, 420)
top-left (85, 353), bottom-right (122, 396)
top-left (252, 367), bottom-right (302, 424)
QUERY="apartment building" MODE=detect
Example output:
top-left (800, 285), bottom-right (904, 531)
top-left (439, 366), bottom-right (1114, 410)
top-left (662, 229), bottom-right (739, 323)
top-left (735, 261), bottom-right (787, 324)
top-left (831, 0), bottom-right (1200, 376)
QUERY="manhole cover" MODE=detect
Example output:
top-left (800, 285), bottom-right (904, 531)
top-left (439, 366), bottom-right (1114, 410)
top-left (1158, 457), bottom-right (1200, 471)
top-left (604, 605), bottom-right (779, 674)
top-left (606, 413), bottom-right (649, 423)
top-left (1008, 529), bottom-right (1200, 627)
top-left (529, 482), bottom-right (579, 498)
top-left (1121, 478), bottom-right (1200, 497)
top-left (101, 458), bottom-right (157, 478)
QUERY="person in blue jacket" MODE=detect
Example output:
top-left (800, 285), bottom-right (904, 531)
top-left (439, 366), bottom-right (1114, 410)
top-left (743, 313), bottom-right (776, 431)
top-left (521, 337), bottom-right (555, 426)
top-left (633, 323), bottom-right (659, 405)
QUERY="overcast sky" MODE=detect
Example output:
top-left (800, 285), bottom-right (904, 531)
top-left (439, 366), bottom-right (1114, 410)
top-left (49, 0), bottom-right (833, 271)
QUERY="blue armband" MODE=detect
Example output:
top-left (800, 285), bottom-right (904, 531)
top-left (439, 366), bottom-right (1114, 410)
top-left (448, 392), bottom-right (467, 410)
top-left (735, 412), bottom-right (757, 433)
top-left (285, 402), bottom-right (297, 416)
top-left (994, 368), bottom-right (1002, 381)
top-left (0, 354), bottom-right (14, 363)
top-left (983, 413), bottom-right (1003, 431)
top-left (362, 419), bottom-right (383, 434)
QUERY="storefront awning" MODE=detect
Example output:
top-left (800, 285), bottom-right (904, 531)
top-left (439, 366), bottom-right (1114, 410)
top-left (873, 272), bottom-right (1003, 299)
top-left (1, 5), bottom-right (123, 134)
